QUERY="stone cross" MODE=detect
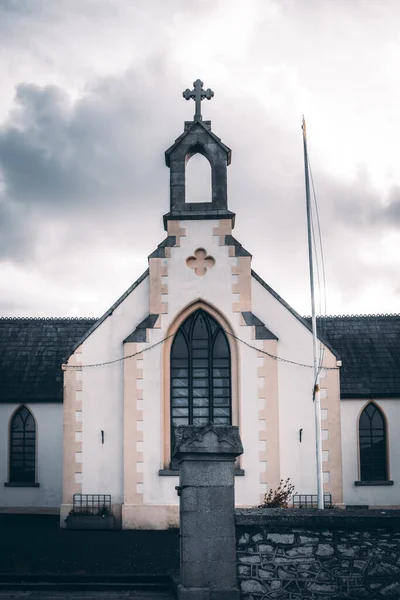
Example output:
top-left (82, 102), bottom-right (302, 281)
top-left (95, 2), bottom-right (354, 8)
top-left (183, 79), bottom-right (214, 121)
top-left (186, 248), bottom-right (215, 276)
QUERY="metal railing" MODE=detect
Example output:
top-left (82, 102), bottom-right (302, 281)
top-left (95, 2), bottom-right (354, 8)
top-left (72, 493), bottom-right (112, 515)
top-left (292, 493), bottom-right (332, 509)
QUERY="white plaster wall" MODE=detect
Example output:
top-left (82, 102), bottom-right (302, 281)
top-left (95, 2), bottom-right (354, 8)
top-left (135, 220), bottom-right (328, 509)
top-left (80, 275), bottom-right (149, 504)
top-left (252, 277), bottom-right (321, 497)
top-left (0, 403), bottom-right (63, 510)
top-left (138, 220), bottom-right (263, 508)
top-left (74, 219), bottom-right (335, 515)
top-left (341, 399), bottom-right (400, 507)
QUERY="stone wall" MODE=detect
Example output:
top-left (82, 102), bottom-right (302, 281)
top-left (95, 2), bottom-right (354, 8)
top-left (236, 509), bottom-right (400, 599)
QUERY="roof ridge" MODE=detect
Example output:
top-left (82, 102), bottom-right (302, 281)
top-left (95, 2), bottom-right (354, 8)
top-left (0, 316), bottom-right (98, 321)
top-left (304, 314), bottom-right (400, 319)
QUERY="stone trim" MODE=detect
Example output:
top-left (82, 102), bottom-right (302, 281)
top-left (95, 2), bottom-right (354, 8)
top-left (213, 219), bottom-right (233, 245)
top-left (167, 220), bottom-right (187, 246)
top-left (123, 342), bottom-right (144, 506)
top-left (163, 210), bottom-right (235, 229)
top-left (257, 341), bottom-right (280, 501)
top-left (148, 236), bottom-right (176, 259)
top-left (225, 235), bottom-right (252, 257)
top-left (159, 468), bottom-right (246, 476)
top-left (122, 504), bottom-right (179, 530)
top-left (319, 352), bottom-right (344, 505)
top-left (232, 257), bottom-right (252, 313)
top-left (124, 314), bottom-right (160, 343)
top-left (149, 257), bottom-right (168, 315)
top-left (4, 482), bottom-right (40, 487)
top-left (355, 480), bottom-right (394, 486)
top-left (62, 346), bottom-right (83, 505)
top-left (241, 311), bottom-right (278, 340)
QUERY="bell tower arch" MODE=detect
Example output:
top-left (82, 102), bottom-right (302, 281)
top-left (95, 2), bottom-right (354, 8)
top-left (163, 79), bottom-right (235, 230)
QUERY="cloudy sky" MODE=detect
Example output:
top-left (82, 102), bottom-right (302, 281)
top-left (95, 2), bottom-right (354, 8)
top-left (1, 0), bottom-right (399, 318)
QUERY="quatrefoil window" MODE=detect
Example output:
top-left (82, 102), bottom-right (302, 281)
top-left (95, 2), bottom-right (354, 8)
top-left (186, 248), bottom-right (215, 276)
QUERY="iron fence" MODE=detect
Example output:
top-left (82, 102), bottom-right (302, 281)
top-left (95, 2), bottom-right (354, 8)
top-left (292, 493), bottom-right (332, 508)
top-left (72, 493), bottom-right (112, 515)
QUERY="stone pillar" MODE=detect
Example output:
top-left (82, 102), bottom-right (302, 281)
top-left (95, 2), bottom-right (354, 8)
top-left (173, 424), bottom-right (244, 600)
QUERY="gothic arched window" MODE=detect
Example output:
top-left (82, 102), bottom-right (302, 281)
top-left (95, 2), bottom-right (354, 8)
top-left (359, 403), bottom-right (387, 481)
top-left (170, 310), bottom-right (231, 428)
top-left (9, 406), bottom-right (36, 483)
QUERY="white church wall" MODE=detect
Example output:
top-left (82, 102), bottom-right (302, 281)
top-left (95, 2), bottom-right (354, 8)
top-left (78, 275), bottom-right (149, 506)
top-left (0, 403), bottom-right (62, 511)
top-left (341, 398), bottom-right (400, 507)
top-left (63, 216), bottom-right (342, 528)
top-left (136, 219), bottom-right (263, 510)
top-left (130, 219), bottom-right (341, 515)
top-left (251, 277), bottom-right (343, 503)
top-left (251, 277), bottom-right (318, 497)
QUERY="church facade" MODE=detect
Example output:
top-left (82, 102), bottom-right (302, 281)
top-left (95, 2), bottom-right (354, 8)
top-left (1, 82), bottom-right (399, 527)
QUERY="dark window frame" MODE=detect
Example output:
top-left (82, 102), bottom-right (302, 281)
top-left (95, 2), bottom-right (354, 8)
top-left (359, 402), bottom-right (388, 482)
top-left (170, 309), bottom-right (232, 432)
top-left (9, 405), bottom-right (36, 484)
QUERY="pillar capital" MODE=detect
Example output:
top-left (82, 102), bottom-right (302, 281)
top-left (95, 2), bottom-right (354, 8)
top-left (173, 424), bottom-right (243, 461)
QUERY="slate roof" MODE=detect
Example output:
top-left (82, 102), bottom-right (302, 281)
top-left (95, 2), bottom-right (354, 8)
top-left (1, 313), bottom-right (399, 404)
top-left (0, 318), bottom-right (96, 403)
top-left (311, 315), bottom-right (400, 399)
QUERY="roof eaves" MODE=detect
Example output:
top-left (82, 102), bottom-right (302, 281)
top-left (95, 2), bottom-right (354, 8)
top-left (124, 313), bottom-right (159, 343)
top-left (341, 392), bottom-right (400, 400)
top-left (251, 269), bottom-right (340, 359)
top-left (0, 395), bottom-right (63, 403)
top-left (64, 268), bottom-right (149, 361)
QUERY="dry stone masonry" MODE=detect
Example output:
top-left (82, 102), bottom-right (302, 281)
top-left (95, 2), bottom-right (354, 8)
top-left (236, 509), bottom-right (400, 599)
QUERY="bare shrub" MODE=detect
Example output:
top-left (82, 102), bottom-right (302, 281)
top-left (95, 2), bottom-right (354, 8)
top-left (258, 478), bottom-right (295, 508)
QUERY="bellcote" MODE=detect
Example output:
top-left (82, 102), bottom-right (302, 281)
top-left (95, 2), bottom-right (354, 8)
top-left (163, 80), bottom-right (235, 230)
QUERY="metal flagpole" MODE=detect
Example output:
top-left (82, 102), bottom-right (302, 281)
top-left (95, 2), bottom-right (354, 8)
top-left (302, 116), bottom-right (324, 510)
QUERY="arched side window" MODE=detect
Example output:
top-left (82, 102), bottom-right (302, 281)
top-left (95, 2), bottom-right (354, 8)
top-left (359, 403), bottom-right (387, 481)
top-left (9, 406), bottom-right (36, 483)
top-left (170, 309), bottom-right (231, 429)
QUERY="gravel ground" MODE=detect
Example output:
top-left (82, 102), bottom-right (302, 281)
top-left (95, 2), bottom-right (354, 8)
top-left (0, 515), bottom-right (179, 576)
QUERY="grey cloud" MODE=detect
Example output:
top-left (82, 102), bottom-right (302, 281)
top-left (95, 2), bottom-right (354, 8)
top-left (0, 37), bottom-right (399, 313)
top-left (382, 187), bottom-right (400, 224)
top-left (0, 78), bottom-right (169, 209)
